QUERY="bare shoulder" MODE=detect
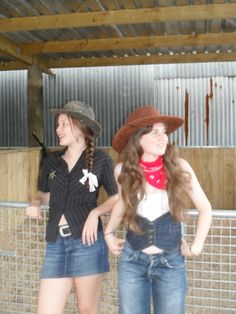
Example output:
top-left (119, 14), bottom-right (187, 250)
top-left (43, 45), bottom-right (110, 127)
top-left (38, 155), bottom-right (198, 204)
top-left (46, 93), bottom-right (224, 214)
top-left (178, 157), bottom-right (194, 173)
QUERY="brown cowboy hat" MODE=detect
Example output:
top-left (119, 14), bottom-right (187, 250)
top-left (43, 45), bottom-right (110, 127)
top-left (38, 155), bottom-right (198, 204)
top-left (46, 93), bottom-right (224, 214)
top-left (112, 105), bottom-right (184, 153)
top-left (50, 100), bottom-right (101, 137)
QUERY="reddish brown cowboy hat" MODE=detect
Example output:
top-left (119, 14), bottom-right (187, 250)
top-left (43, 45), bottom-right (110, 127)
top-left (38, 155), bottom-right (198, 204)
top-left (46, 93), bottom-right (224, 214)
top-left (112, 106), bottom-right (184, 153)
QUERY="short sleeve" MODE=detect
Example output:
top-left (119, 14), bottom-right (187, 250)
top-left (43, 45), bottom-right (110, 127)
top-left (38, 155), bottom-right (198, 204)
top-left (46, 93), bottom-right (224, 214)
top-left (38, 156), bottom-right (50, 192)
top-left (101, 153), bottom-right (118, 196)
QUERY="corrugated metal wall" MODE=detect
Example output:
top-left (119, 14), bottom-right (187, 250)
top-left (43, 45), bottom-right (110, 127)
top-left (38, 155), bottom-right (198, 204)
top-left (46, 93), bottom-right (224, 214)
top-left (43, 65), bottom-right (154, 146)
top-left (0, 70), bottom-right (27, 147)
top-left (154, 75), bottom-right (236, 146)
top-left (0, 63), bottom-right (236, 147)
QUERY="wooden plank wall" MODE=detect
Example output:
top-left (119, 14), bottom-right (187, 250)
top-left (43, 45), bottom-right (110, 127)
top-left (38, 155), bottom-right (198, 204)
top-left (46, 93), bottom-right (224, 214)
top-left (0, 147), bottom-right (235, 209)
top-left (0, 148), bottom-right (41, 202)
top-left (179, 147), bottom-right (236, 209)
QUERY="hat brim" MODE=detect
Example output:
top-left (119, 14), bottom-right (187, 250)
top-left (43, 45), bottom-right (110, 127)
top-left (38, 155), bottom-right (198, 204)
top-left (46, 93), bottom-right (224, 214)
top-left (50, 108), bottom-right (101, 137)
top-left (112, 115), bottom-right (184, 153)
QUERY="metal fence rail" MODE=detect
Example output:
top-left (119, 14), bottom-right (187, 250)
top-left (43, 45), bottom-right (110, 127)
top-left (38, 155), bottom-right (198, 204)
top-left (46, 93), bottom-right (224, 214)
top-left (0, 202), bottom-right (235, 314)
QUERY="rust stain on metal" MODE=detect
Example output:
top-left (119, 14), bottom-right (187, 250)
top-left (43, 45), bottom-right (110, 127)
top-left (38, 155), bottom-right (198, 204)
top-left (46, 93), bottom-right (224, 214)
top-left (205, 94), bottom-right (209, 146)
top-left (184, 89), bottom-right (189, 146)
top-left (205, 78), bottom-right (213, 146)
top-left (209, 78), bottom-right (213, 98)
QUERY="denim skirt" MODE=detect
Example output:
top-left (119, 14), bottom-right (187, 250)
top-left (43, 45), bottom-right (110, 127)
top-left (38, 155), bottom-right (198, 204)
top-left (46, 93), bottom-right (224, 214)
top-left (41, 231), bottom-right (109, 278)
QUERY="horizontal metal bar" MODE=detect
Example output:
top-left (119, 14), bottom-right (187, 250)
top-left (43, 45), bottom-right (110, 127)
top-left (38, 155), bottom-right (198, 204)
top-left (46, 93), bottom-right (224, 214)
top-left (188, 209), bottom-right (236, 218)
top-left (0, 201), bottom-right (236, 217)
top-left (0, 249), bottom-right (16, 257)
top-left (0, 201), bottom-right (48, 210)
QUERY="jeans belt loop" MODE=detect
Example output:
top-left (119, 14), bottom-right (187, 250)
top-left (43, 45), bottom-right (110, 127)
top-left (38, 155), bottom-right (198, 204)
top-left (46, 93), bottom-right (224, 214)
top-left (59, 224), bottom-right (72, 237)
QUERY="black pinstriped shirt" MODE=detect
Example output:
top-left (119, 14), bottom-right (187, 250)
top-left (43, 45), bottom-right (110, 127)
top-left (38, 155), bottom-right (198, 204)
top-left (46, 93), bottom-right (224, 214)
top-left (39, 148), bottom-right (118, 242)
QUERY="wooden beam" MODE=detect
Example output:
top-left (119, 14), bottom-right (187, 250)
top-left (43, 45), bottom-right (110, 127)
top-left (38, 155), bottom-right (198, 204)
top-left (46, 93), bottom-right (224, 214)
top-left (46, 53), bottom-right (236, 67)
top-left (28, 65), bottom-right (44, 146)
top-left (1, 52), bottom-right (236, 71)
top-left (0, 60), bottom-right (28, 71)
top-left (0, 34), bottom-right (54, 75)
top-left (0, 34), bottom-right (34, 65)
top-left (0, 4), bottom-right (235, 32)
top-left (21, 32), bottom-right (236, 55)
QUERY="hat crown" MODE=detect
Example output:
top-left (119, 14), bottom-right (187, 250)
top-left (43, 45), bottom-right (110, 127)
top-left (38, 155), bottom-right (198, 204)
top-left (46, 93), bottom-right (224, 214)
top-left (127, 106), bottom-right (160, 124)
top-left (50, 99), bottom-right (101, 137)
top-left (64, 100), bottom-right (95, 120)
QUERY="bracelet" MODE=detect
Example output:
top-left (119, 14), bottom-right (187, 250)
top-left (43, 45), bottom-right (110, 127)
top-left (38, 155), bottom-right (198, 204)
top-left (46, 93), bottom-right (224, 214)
top-left (104, 231), bottom-right (114, 237)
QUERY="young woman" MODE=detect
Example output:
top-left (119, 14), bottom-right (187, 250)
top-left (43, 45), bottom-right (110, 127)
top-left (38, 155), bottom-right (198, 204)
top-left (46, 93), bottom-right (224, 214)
top-left (104, 105), bottom-right (212, 314)
top-left (26, 100), bottom-right (118, 314)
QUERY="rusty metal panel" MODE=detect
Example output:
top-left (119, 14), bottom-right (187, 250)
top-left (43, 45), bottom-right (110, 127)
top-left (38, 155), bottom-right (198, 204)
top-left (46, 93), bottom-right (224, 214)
top-left (154, 74), bottom-right (236, 146)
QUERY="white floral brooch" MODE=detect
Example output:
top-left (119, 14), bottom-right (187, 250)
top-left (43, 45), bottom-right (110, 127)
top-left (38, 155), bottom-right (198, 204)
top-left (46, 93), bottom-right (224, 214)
top-left (79, 169), bottom-right (98, 192)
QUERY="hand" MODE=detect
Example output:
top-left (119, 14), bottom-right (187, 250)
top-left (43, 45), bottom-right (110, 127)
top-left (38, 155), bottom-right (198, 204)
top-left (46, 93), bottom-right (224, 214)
top-left (25, 205), bottom-right (42, 219)
top-left (181, 238), bottom-right (203, 257)
top-left (82, 209), bottom-right (99, 245)
top-left (181, 238), bottom-right (192, 257)
top-left (105, 233), bottom-right (125, 256)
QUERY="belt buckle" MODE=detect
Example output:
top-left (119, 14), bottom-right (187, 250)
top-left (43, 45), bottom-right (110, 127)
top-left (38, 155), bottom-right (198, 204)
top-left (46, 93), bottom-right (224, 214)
top-left (59, 225), bottom-right (71, 237)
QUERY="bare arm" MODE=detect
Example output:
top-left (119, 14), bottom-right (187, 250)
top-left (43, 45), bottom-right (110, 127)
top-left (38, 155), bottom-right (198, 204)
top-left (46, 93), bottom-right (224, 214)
top-left (82, 193), bottom-right (119, 245)
top-left (93, 193), bottom-right (119, 216)
top-left (25, 191), bottom-right (50, 219)
top-left (179, 158), bottom-right (212, 257)
top-left (104, 163), bottom-right (126, 255)
top-left (82, 162), bottom-right (125, 245)
top-left (104, 197), bottom-right (125, 235)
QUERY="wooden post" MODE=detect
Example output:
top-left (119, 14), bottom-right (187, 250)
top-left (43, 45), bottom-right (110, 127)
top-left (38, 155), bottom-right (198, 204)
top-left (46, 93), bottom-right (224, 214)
top-left (27, 64), bottom-right (43, 146)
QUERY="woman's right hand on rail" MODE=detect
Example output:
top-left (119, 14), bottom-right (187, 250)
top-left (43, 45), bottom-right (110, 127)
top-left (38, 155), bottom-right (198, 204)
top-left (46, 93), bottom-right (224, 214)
top-left (25, 204), bottom-right (42, 219)
top-left (25, 191), bottom-right (49, 219)
top-left (105, 233), bottom-right (125, 256)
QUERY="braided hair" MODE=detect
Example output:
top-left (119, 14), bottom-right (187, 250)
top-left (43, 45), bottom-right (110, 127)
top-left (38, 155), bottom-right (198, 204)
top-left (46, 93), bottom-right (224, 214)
top-left (70, 116), bottom-right (95, 188)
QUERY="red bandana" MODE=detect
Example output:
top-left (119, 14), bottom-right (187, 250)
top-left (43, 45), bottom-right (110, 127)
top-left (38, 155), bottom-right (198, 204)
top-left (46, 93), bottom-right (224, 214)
top-left (139, 156), bottom-right (167, 190)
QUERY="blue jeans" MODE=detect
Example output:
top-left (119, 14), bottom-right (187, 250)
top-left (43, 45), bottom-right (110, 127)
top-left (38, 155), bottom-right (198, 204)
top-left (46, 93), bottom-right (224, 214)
top-left (119, 243), bottom-right (187, 314)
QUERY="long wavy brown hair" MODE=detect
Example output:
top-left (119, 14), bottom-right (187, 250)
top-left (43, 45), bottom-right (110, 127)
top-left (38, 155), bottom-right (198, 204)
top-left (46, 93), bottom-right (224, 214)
top-left (118, 126), bottom-right (191, 233)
